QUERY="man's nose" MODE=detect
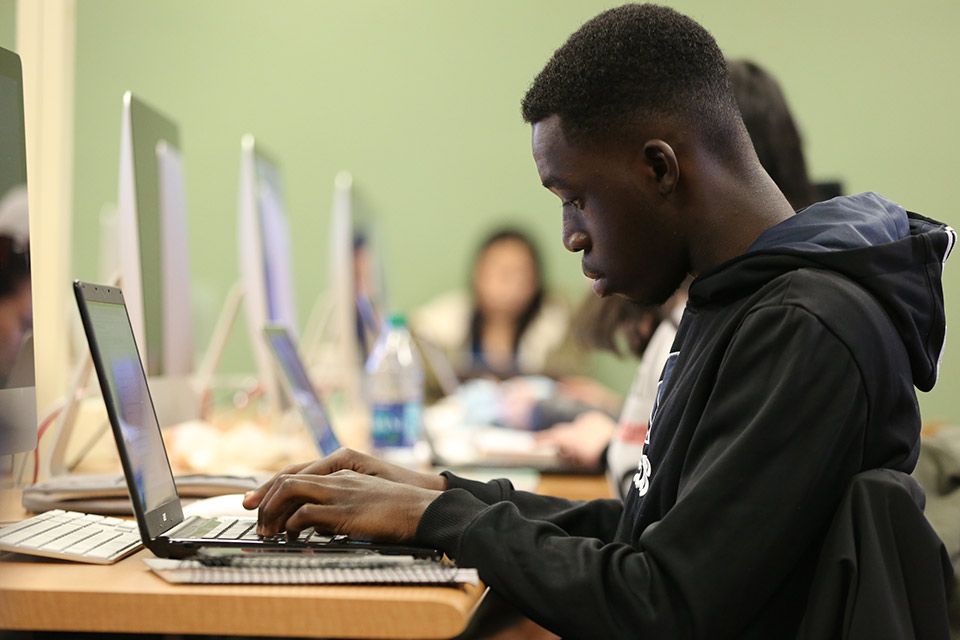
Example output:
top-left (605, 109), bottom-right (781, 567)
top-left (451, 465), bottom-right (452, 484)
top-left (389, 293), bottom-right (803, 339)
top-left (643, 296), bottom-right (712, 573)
top-left (562, 213), bottom-right (590, 253)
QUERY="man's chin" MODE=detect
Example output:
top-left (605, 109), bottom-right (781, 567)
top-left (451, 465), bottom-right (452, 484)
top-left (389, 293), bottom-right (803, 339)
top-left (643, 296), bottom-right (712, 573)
top-left (617, 283), bottom-right (681, 307)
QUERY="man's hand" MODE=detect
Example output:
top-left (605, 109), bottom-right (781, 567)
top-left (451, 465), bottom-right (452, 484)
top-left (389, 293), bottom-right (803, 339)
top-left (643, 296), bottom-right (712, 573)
top-left (254, 469), bottom-right (441, 542)
top-left (242, 448), bottom-right (447, 511)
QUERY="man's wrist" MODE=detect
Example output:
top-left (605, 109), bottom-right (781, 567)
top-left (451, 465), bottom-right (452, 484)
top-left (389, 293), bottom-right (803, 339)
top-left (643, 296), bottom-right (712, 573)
top-left (414, 488), bottom-right (489, 556)
top-left (427, 473), bottom-right (448, 491)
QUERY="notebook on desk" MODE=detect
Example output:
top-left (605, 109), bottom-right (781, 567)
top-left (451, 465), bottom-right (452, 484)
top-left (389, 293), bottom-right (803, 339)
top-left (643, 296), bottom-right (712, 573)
top-left (73, 280), bottom-right (439, 560)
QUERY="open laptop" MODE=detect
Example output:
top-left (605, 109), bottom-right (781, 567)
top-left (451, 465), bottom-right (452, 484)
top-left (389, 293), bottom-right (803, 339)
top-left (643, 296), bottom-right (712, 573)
top-left (263, 325), bottom-right (341, 456)
top-left (73, 280), bottom-right (437, 560)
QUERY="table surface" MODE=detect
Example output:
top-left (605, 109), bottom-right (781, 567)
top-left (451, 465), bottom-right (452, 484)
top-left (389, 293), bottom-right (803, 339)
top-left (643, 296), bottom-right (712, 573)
top-left (0, 473), bottom-right (608, 638)
top-left (537, 472), bottom-right (610, 502)
top-left (0, 489), bottom-right (485, 639)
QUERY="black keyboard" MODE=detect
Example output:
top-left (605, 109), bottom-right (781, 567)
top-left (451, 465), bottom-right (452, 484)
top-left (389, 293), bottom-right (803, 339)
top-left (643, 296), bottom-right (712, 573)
top-left (169, 516), bottom-right (345, 544)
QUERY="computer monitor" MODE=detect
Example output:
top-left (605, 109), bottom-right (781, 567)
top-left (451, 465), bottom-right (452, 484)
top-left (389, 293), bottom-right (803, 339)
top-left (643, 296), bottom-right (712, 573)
top-left (238, 135), bottom-right (298, 414)
top-left (301, 173), bottom-right (389, 423)
top-left (0, 45), bottom-right (36, 456)
top-left (116, 91), bottom-right (197, 425)
top-left (302, 171), bottom-right (366, 413)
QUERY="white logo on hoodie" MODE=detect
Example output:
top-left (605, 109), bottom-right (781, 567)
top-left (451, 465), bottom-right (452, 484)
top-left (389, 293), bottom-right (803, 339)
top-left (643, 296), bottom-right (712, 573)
top-left (633, 351), bottom-right (679, 496)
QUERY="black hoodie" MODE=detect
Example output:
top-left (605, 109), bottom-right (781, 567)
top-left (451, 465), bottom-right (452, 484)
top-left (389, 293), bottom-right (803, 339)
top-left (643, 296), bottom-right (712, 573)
top-left (416, 193), bottom-right (956, 640)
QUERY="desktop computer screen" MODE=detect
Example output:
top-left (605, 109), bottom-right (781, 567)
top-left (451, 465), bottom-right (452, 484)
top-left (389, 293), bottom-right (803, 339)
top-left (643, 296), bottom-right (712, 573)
top-left (117, 91), bottom-right (195, 378)
top-left (115, 92), bottom-right (198, 427)
top-left (238, 135), bottom-right (298, 413)
top-left (0, 45), bottom-right (36, 455)
top-left (301, 172), bottom-right (390, 413)
top-left (156, 140), bottom-right (194, 375)
top-left (255, 152), bottom-right (298, 327)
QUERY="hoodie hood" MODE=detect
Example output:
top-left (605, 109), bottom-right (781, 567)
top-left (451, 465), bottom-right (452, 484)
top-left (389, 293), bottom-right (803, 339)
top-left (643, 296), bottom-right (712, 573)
top-left (689, 193), bottom-right (956, 392)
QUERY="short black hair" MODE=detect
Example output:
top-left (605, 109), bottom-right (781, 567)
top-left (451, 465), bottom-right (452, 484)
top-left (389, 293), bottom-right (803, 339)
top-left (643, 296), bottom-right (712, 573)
top-left (521, 4), bottom-right (744, 155)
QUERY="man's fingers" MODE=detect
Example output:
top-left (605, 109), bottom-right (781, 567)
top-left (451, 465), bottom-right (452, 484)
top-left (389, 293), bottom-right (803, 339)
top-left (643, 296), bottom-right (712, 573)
top-left (243, 461), bottom-right (312, 509)
top-left (243, 450), bottom-right (361, 510)
top-left (255, 467), bottom-right (362, 528)
top-left (257, 476), bottom-right (335, 537)
top-left (256, 473), bottom-right (297, 530)
top-left (298, 449), bottom-right (356, 477)
top-left (284, 503), bottom-right (338, 538)
top-left (244, 449), bottom-right (375, 515)
top-left (265, 471), bottom-right (327, 529)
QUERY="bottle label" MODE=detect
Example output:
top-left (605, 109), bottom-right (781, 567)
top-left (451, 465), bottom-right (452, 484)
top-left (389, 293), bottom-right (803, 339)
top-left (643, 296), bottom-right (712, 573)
top-left (372, 402), bottom-right (421, 448)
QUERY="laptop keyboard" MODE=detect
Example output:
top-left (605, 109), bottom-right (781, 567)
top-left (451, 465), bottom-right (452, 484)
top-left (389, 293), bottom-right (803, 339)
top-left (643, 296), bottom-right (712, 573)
top-left (0, 512), bottom-right (349, 565)
top-left (0, 509), bottom-right (143, 564)
top-left (170, 516), bottom-right (343, 544)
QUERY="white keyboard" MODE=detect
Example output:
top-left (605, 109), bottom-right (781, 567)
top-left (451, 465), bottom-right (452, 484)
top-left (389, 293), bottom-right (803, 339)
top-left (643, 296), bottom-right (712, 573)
top-left (0, 509), bottom-right (143, 564)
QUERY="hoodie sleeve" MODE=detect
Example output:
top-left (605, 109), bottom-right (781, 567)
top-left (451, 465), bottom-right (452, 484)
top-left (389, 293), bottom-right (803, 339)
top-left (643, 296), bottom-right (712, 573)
top-left (434, 471), bottom-right (624, 541)
top-left (416, 304), bottom-right (869, 640)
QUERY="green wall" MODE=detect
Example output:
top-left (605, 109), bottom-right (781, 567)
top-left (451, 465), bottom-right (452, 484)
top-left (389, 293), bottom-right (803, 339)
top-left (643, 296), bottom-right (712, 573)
top-left (72, 0), bottom-right (960, 421)
top-left (0, 0), bottom-right (15, 51)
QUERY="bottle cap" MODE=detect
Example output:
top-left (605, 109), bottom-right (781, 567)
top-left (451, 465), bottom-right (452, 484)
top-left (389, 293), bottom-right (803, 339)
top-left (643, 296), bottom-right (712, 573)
top-left (388, 312), bottom-right (406, 328)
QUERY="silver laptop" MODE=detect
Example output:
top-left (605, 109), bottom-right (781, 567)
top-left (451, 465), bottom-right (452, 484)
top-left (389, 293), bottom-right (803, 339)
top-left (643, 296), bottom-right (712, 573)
top-left (73, 280), bottom-right (437, 560)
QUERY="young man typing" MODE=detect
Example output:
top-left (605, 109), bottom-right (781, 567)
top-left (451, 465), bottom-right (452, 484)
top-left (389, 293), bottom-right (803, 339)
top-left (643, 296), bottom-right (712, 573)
top-left (244, 5), bottom-right (954, 638)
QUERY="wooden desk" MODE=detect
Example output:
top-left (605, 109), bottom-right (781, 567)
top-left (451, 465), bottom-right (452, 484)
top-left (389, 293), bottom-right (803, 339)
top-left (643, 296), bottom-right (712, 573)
top-left (535, 473), bottom-right (611, 502)
top-left (0, 490), bottom-right (484, 639)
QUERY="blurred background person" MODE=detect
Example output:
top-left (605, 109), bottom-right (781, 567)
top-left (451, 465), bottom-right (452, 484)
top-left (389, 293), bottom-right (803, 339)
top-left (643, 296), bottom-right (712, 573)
top-left (0, 185), bottom-right (32, 387)
top-left (728, 58), bottom-right (819, 210)
top-left (537, 58), bottom-right (820, 498)
top-left (535, 288), bottom-right (686, 491)
top-left (412, 227), bottom-right (578, 395)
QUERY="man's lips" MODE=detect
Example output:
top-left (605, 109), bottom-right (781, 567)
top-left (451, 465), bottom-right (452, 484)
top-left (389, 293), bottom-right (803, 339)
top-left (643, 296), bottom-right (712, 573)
top-left (582, 265), bottom-right (602, 280)
top-left (582, 265), bottom-right (606, 295)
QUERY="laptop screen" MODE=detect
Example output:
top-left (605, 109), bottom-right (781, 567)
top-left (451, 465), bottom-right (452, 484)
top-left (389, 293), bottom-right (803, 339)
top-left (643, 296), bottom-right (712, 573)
top-left (86, 299), bottom-right (179, 514)
top-left (264, 327), bottom-right (341, 456)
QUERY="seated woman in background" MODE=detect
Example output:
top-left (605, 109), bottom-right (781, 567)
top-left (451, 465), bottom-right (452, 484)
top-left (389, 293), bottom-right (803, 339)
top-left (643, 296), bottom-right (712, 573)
top-left (412, 227), bottom-right (577, 390)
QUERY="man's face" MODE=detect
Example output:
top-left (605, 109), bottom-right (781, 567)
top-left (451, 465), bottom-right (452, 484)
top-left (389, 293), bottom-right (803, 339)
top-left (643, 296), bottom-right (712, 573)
top-left (532, 116), bottom-right (688, 305)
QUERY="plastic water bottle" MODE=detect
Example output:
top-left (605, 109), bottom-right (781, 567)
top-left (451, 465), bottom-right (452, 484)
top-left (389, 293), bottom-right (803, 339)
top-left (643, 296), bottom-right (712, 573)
top-left (365, 313), bottom-right (425, 464)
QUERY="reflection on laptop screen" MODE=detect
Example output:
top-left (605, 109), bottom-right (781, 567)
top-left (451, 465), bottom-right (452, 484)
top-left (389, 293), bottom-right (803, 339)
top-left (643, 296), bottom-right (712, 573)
top-left (87, 300), bottom-right (179, 513)
top-left (265, 327), bottom-right (341, 456)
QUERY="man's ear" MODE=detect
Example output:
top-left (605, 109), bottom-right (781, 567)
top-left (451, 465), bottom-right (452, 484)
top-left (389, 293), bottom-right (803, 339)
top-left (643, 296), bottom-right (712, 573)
top-left (643, 140), bottom-right (679, 196)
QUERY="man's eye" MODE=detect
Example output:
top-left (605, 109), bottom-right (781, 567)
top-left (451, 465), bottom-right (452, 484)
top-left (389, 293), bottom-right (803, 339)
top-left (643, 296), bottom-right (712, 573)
top-left (562, 199), bottom-right (583, 210)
